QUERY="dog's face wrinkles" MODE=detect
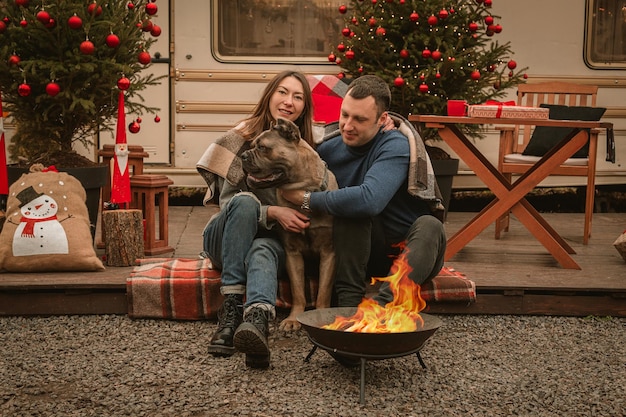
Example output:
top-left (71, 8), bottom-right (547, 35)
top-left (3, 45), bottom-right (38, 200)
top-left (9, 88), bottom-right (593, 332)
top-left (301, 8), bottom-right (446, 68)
top-left (241, 119), bottom-right (301, 189)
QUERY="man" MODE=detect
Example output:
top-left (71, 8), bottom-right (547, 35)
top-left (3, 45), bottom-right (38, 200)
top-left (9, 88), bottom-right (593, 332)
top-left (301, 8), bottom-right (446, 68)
top-left (282, 75), bottom-right (446, 307)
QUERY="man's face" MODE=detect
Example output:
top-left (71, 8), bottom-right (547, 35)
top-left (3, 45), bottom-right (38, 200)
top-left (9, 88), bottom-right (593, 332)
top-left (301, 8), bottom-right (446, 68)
top-left (338, 94), bottom-right (387, 147)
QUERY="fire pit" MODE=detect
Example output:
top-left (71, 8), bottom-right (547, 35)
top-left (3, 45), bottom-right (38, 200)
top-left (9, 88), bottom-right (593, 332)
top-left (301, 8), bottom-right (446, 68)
top-left (297, 307), bottom-right (442, 405)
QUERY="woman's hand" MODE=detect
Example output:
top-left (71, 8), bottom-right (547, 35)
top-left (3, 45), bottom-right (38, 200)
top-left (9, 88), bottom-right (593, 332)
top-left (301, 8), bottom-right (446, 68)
top-left (267, 205), bottom-right (310, 233)
top-left (381, 114), bottom-right (397, 131)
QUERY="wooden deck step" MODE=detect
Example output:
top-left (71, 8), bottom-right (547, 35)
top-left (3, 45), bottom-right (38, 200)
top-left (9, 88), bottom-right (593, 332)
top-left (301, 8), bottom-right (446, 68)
top-left (0, 208), bottom-right (624, 317)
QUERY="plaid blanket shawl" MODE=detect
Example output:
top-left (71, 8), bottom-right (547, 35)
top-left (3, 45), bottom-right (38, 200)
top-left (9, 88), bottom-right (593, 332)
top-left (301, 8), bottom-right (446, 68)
top-left (127, 258), bottom-right (476, 320)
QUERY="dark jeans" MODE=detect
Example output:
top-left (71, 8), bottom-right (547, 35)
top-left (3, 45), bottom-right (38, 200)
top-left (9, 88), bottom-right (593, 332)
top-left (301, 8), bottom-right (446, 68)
top-left (333, 215), bottom-right (446, 307)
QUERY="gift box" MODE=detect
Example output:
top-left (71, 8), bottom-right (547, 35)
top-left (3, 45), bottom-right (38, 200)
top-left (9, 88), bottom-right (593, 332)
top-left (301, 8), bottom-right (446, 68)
top-left (468, 104), bottom-right (549, 119)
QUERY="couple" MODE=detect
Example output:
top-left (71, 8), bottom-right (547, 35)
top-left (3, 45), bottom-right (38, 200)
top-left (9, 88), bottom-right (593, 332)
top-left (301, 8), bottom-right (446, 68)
top-left (196, 71), bottom-right (446, 369)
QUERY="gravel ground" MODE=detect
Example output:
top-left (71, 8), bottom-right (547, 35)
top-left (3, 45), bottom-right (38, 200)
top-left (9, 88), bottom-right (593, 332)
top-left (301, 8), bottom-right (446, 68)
top-left (0, 313), bottom-right (624, 417)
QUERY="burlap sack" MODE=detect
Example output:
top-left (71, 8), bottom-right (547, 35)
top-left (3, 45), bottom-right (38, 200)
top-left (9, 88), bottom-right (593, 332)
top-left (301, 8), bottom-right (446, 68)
top-left (0, 167), bottom-right (105, 272)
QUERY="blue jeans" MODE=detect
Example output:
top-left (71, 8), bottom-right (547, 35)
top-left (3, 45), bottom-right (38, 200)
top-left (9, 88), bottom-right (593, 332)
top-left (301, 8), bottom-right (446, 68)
top-left (203, 193), bottom-right (284, 307)
top-left (333, 214), bottom-right (446, 307)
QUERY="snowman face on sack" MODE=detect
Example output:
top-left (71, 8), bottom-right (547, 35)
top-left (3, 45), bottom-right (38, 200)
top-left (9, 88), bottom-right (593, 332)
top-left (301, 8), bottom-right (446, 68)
top-left (20, 195), bottom-right (58, 218)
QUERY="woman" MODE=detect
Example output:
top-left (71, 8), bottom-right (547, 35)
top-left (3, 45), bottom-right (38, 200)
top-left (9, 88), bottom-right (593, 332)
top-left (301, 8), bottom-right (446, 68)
top-left (197, 71), bottom-right (315, 369)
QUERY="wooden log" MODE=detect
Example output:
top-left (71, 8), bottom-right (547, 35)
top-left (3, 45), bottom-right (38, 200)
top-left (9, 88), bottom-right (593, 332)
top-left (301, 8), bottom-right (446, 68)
top-left (103, 209), bottom-right (144, 267)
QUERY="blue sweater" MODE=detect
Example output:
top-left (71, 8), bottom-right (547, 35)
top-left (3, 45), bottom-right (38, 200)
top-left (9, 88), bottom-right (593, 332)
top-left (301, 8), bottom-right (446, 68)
top-left (311, 128), bottom-right (431, 242)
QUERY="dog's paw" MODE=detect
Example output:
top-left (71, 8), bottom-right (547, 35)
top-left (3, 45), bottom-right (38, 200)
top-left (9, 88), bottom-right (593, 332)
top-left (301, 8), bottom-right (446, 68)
top-left (279, 317), bottom-right (302, 332)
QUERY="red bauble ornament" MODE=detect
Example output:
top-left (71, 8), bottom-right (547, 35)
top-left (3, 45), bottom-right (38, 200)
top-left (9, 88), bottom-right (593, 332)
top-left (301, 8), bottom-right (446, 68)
top-left (394, 77), bottom-right (404, 87)
top-left (431, 50), bottom-right (442, 60)
top-left (106, 33), bottom-right (120, 48)
top-left (15, 0), bottom-right (29, 6)
top-left (345, 50), bottom-right (355, 60)
top-left (438, 9), bottom-right (448, 19)
top-left (150, 24), bottom-right (162, 37)
top-left (117, 77), bottom-right (131, 90)
top-left (493, 24), bottom-right (502, 33)
top-left (427, 15), bottom-right (438, 25)
top-left (68, 14), bottom-right (82, 29)
top-left (470, 70), bottom-right (481, 80)
top-left (341, 27), bottom-right (351, 37)
top-left (0, 21), bottom-right (6, 34)
top-left (128, 121), bottom-right (140, 133)
top-left (409, 12), bottom-right (419, 22)
top-left (422, 48), bottom-right (431, 59)
top-left (18, 83), bottom-right (31, 97)
top-left (507, 60), bottom-right (517, 70)
top-left (337, 72), bottom-right (345, 79)
top-left (45, 82), bottom-right (60, 97)
top-left (485, 16), bottom-right (494, 25)
top-left (154, 115), bottom-right (161, 123)
top-left (328, 53), bottom-right (336, 62)
top-left (20, 19), bottom-right (27, 27)
top-left (468, 22), bottom-right (478, 32)
top-left (36, 10), bottom-right (50, 25)
top-left (351, 17), bottom-right (357, 24)
top-left (338, 5), bottom-right (348, 14)
top-left (87, 2), bottom-right (103, 16)
top-left (136, 117), bottom-right (142, 123)
top-left (45, 18), bottom-right (56, 29)
top-left (337, 43), bottom-right (346, 52)
top-left (358, 66), bottom-right (364, 73)
top-left (523, 73), bottom-right (528, 79)
top-left (375, 27), bottom-right (386, 36)
top-left (335, 58), bottom-right (342, 65)
top-left (138, 51), bottom-right (151, 65)
top-left (399, 49), bottom-right (409, 59)
top-left (368, 17), bottom-right (377, 27)
top-left (145, 2), bottom-right (158, 15)
top-left (488, 64), bottom-right (496, 72)
top-left (141, 20), bottom-right (153, 32)
top-left (419, 83), bottom-right (429, 93)
top-left (435, 72), bottom-right (441, 79)
top-left (80, 40), bottom-right (95, 55)
top-left (484, 0), bottom-right (492, 6)
top-left (8, 55), bottom-right (20, 66)
top-left (127, 2), bottom-right (135, 9)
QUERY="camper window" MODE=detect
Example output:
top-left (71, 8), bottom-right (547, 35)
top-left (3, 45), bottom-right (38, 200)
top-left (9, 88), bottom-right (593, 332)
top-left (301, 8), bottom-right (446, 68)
top-left (585, 0), bottom-right (626, 68)
top-left (212, 0), bottom-right (343, 63)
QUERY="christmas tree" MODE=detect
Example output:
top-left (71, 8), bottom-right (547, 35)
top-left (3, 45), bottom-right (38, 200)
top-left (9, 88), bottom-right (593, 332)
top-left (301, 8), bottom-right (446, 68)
top-left (330, 0), bottom-right (527, 139)
top-left (0, 0), bottom-right (163, 166)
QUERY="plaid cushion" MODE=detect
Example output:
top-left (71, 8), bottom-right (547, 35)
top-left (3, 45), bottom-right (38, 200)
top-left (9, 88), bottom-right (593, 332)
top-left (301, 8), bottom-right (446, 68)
top-left (127, 259), bottom-right (476, 320)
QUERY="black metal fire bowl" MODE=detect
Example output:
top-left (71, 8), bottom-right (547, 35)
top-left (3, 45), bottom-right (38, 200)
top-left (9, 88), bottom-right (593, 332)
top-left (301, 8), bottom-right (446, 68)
top-left (297, 307), bottom-right (442, 358)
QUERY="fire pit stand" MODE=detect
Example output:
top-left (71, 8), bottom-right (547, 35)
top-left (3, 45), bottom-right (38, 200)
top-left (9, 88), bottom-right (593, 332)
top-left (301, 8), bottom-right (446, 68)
top-left (298, 308), bottom-right (442, 406)
top-left (303, 341), bottom-right (428, 405)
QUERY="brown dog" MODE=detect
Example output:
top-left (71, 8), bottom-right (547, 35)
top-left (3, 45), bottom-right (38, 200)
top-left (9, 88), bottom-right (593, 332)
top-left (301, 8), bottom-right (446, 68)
top-left (241, 118), bottom-right (337, 331)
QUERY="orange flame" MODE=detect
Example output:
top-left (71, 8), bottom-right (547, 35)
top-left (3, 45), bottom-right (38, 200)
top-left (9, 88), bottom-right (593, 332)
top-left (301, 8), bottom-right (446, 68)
top-left (323, 245), bottom-right (426, 333)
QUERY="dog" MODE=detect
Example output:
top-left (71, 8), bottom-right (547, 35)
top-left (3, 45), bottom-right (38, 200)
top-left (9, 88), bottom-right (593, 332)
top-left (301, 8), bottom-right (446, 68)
top-left (241, 118), bottom-right (337, 332)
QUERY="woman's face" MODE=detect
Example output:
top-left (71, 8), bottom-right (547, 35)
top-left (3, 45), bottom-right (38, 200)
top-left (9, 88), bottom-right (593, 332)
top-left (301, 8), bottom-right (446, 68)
top-left (269, 76), bottom-right (306, 123)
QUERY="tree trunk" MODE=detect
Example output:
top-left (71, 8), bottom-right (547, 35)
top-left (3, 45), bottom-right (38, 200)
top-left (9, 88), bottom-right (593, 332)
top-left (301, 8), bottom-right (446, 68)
top-left (103, 209), bottom-right (144, 266)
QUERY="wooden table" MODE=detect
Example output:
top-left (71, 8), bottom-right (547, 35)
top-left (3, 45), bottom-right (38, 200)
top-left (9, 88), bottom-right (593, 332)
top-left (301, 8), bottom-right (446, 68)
top-left (409, 115), bottom-right (614, 270)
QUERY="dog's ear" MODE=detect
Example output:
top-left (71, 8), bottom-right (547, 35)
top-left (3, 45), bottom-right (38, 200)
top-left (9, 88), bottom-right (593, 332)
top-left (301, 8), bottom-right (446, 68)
top-left (273, 118), bottom-right (300, 143)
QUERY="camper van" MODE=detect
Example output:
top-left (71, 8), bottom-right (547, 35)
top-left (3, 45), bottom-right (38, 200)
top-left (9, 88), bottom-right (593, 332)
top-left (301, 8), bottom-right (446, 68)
top-left (8, 0), bottom-right (626, 190)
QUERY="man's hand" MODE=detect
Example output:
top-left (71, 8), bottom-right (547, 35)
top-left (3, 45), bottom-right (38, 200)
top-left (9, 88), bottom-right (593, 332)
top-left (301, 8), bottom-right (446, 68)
top-left (267, 205), bottom-right (310, 233)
